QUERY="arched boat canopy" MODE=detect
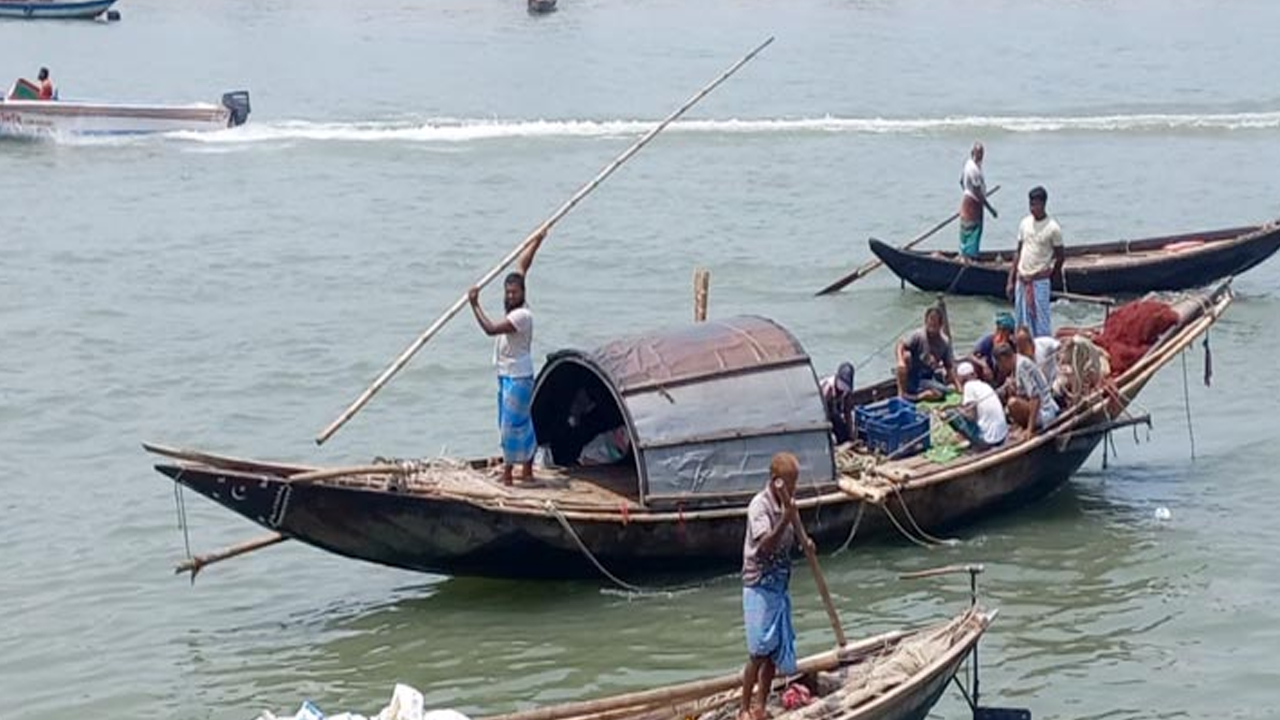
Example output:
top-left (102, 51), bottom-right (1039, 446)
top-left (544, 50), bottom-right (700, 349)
top-left (531, 315), bottom-right (835, 509)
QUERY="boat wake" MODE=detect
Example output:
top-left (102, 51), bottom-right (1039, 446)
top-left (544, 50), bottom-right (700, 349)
top-left (34, 109), bottom-right (1280, 148)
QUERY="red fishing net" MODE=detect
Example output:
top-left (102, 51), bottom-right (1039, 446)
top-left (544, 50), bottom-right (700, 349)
top-left (1094, 300), bottom-right (1180, 375)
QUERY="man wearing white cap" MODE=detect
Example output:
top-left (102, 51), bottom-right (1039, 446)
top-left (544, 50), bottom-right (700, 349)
top-left (950, 360), bottom-right (1008, 449)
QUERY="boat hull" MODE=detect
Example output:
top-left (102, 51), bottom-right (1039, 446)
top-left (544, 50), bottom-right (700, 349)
top-left (0, 0), bottom-right (115, 18)
top-left (868, 223), bottom-right (1280, 298)
top-left (0, 99), bottom-right (233, 137)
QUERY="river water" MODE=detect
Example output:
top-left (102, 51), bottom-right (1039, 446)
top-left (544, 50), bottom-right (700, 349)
top-left (3, 1), bottom-right (1280, 718)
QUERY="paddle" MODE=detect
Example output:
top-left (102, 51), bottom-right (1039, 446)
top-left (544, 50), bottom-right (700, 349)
top-left (783, 492), bottom-right (848, 648)
top-left (815, 184), bottom-right (1002, 296)
top-left (315, 37), bottom-right (775, 445)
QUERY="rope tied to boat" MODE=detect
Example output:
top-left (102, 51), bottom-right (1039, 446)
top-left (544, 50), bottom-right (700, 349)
top-left (1181, 349), bottom-right (1197, 461)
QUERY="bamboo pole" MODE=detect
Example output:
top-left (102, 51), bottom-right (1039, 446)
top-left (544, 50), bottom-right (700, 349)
top-left (693, 267), bottom-right (710, 322)
top-left (175, 532), bottom-right (286, 579)
top-left (315, 37), bottom-right (775, 445)
top-left (815, 184), bottom-right (1001, 295)
top-left (787, 500), bottom-right (848, 648)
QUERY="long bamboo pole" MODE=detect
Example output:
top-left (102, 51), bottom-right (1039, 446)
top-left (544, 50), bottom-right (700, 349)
top-left (815, 185), bottom-right (1002, 296)
top-left (175, 532), bottom-right (286, 579)
top-left (315, 37), bottom-right (775, 445)
top-left (788, 501), bottom-right (848, 648)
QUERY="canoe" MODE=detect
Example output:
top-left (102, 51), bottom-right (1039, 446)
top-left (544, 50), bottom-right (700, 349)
top-left (0, 0), bottom-right (115, 19)
top-left (477, 605), bottom-right (996, 720)
top-left (528, 0), bottom-right (557, 13)
top-left (146, 282), bottom-right (1231, 581)
top-left (0, 89), bottom-right (250, 137)
top-left (868, 221), bottom-right (1280, 298)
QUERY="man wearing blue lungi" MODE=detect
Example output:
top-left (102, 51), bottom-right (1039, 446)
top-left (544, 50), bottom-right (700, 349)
top-left (739, 452), bottom-right (813, 720)
top-left (1006, 186), bottom-right (1064, 338)
top-left (467, 229), bottom-right (546, 486)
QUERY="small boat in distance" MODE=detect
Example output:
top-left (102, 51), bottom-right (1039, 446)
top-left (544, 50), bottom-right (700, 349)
top-left (1, 80), bottom-right (250, 137)
top-left (868, 220), bottom-right (1280, 299)
top-left (528, 0), bottom-right (557, 14)
top-left (0, 0), bottom-right (116, 19)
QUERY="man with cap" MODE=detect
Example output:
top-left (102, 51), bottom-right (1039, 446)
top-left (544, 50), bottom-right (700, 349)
top-left (949, 360), bottom-right (1008, 449)
top-left (820, 362), bottom-right (856, 445)
top-left (1006, 186), bottom-right (1064, 338)
top-left (969, 311), bottom-right (1016, 383)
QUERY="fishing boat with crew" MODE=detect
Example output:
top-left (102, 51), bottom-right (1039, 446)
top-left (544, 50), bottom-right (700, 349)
top-left (1, 78), bottom-right (250, 137)
top-left (865, 221), bottom-right (1280, 299)
top-left (146, 281), bottom-right (1231, 582)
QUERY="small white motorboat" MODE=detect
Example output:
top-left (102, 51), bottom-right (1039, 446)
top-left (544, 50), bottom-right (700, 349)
top-left (0, 79), bottom-right (250, 138)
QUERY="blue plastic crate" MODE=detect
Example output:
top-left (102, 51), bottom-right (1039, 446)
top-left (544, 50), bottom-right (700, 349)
top-left (855, 398), bottom-right (931, 457)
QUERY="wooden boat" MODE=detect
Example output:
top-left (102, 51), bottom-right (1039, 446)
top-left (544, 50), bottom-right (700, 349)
top-left (527, 0), bottom-right (557, 13)
top-left (478, 603), bottom-right (998, 720)
top-left (867, 221), bottom-right (1280, 298)
top-left (0, 84), bottom-right (249, 137)
top-left (146, 282), bottom-right (1231, 581)
top-left (0, 0), bottom-right (116, 19)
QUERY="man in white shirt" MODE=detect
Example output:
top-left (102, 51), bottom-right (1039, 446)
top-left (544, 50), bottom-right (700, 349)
top-left (1005, 186), bottom-right (1064, 337)
top-left (467, 229), bottom-right (547, 485)
top-left (958, 141), bottom-right (998, 258)
top-left (949, 361), bottom-right (1008, 449)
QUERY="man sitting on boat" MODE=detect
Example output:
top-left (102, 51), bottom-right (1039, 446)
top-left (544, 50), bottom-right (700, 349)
top-left (819, 361), bottom-right (856, 445)
top-left (467, 229), bottom-right (547, 486)
top-left (1014, 325), bottom-right (1061, 393)
top-left (740, 452), bottom-right (812, 720)
top-left (969, 311), bottom-right (1016, 384)
top-left (1006, 186), bottom-right (1064, 338)
top-left (896, 306), bottom-right (958, 402)
top-left (958, 141), bottom-right (998, 258)
top-left (994, 342), bottom-right (1059, 437)
top-left (37, 67), bottom-right (55, 100)
top-left (948, 361), bottom-right (1008, 449)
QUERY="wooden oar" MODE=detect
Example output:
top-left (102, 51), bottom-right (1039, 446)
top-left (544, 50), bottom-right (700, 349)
top-left (315, 37), bottom-right (775, 446)
top-left (175, 532), bottom-right (286, 580)
top-left (815, 184), bottom-right (1002, 296)
top-left (786, 496), bottom-right (848, 648)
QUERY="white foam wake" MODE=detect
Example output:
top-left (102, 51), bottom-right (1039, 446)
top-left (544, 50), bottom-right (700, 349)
top-left (170, 110), bottom-right (1280, 145)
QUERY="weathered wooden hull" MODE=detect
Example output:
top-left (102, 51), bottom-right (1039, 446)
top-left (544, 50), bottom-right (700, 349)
top-left (869, 222), bottom-right (1280, 298)
top-left (0, 0), bottom-right (115, 19)
top-left (156, 408), bottom-right (1101, 579)
top-left (151, 283), bottom-right (1230, 580)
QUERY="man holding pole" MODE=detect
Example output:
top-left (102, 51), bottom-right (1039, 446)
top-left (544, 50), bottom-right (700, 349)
top-left (740, 452), bottom-right (814, 720)
top-left (467, 229), bottom-right (547, 486)
top-left (958, 141), bottom-right (997, 258)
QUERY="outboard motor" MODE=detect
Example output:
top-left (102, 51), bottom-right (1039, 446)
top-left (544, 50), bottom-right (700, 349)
top-left (220, 91), bottom-right (251, 127)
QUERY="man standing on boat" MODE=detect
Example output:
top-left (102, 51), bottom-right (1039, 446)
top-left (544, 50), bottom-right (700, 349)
top-left (820, 361), bottom-right (856, 445)
top-left (740, 452), bottom-right (812, 720)
top-left (958, 141), bottom-right (997, 258)
top-left (467, 229), bottom-right (547, 486)
top-left (1006, 186), bottom-right (1064, 337)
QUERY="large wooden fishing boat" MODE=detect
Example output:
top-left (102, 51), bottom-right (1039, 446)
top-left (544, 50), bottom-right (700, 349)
top-left (868, 221), bottom-right (1280, 298)
top-left (146, 281), bottom-right (1231, 581)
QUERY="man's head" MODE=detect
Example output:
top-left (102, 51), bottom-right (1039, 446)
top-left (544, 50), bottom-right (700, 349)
top-left (1028, 186), bottom-right (1048, 221)
top-left (956, 360), bottom-right (977, 383)
top-left (1014, 326), bottom-right (1035, 357)
top-left (994, 341), bottom-right (1017, 375)
top-left (924, 306), bottom-right (944, 339)
top-left (834, 362), bottom-right (855, 396)
top-left (994, 311), bottom-right (1015, 337)
top-left (38, 67), bottom-right (49, 81)
top-left (971, 141), bottom-right (984, 164)
top-left (769, 451), bottom-right (800, 500)
top-left (503, 272), bottom-right (526, 313)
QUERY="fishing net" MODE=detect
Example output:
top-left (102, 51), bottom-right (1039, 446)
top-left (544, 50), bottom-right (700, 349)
top-left (1093, 300), bottom-right (1180, 376)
